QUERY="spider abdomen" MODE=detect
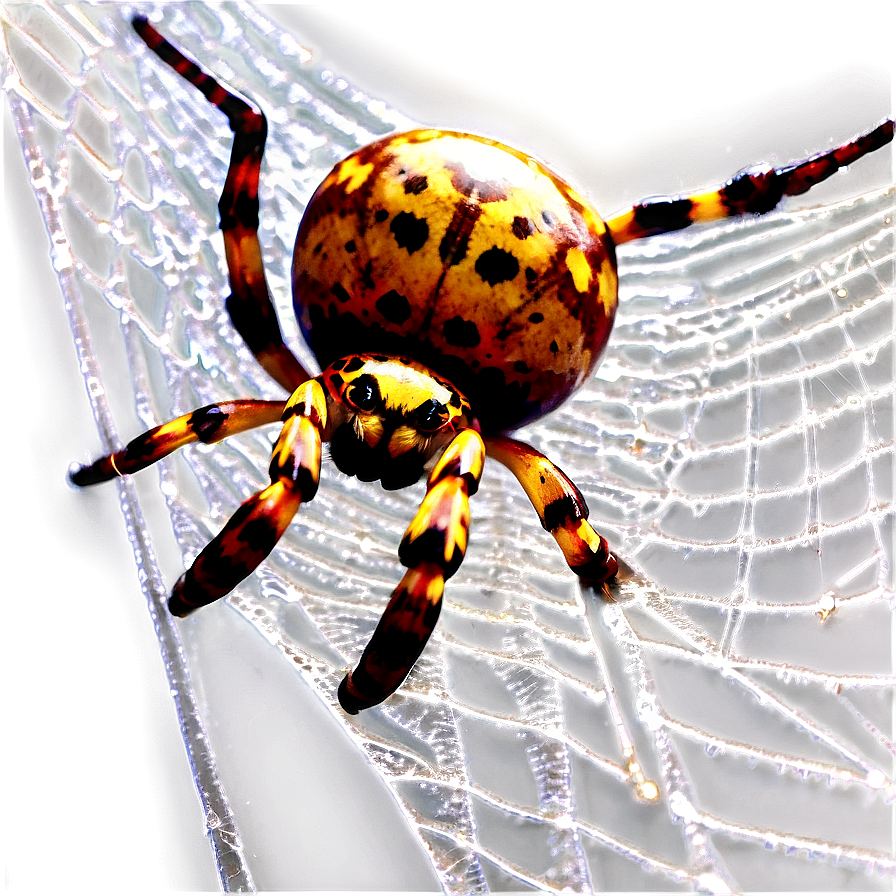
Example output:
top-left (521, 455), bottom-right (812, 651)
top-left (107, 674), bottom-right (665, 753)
top-left (292, 129), bottom-right (618, 432)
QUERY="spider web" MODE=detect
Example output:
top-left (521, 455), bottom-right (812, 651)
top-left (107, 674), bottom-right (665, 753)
top-left (3, 2), bottom-right (894, 891)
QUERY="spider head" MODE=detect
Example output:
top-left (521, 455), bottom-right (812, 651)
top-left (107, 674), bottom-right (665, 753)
top-left (320, 355), bottom-right (477, 490)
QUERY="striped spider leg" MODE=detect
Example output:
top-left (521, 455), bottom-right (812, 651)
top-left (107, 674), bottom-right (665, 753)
top-left (132, 15), bottom-right (309, 393)
top-left (71, 360), bottom-right (489, 712)
top-left (71, 384), bottom-right (325, 616)
top-left (606, 118), bottom-right (893, 245)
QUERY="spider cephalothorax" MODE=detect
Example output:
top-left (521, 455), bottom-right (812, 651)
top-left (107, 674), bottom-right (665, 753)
top-left (320, 354), bottom-right (476, 490)
top-left (70, 16), bottom-right (894, 714)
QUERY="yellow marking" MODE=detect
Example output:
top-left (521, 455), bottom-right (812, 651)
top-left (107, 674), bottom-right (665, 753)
top-left (404, 478), bottom-right (470, 566)
top-left (688, 190), bottom-right (727, 223)
top-left (485, 438), bottom-right (551, 512)
top-left (271, 416), bottom-right (322, 486)
top-left (567, 186), bottom-right (609, 237)
top-left (336, 156), bottom-right (374, 194)
top-left (577, 519), bottom-right (602, 553)
top-left (354, 357), bottom-right (457, 413)
top-left (271, 432), bottom-right (294, 471)
top-left (566, 247), bottom-right (591, 293)
top-left (439, 480), bottom-right (469, 565)
top-left (407, 480), bottom-right (469, 566)
top-left (552, 528), bottom-right (580, 565)
top-left (236, 234), bottom-right (265, 288)
top-left (404, 480), bottom-right (449, 544)
top-left (257, 481), bottom-right (284, 508)
top-left (155, 419), bottom-right (184, 439)
top-left (395, 566), bottom-right (444, 609)
top-left (430, 429), bottom-right (485, 485)
top-left (285, 379), bottom-right (328, 429)
top-left (251, 481), bottom-right (303, 531)
top-left (109, 453), bottom-right (122, 477)
top-left (605, 209), bottom-right (638, 244)
top-left (305, 431), bottom-right (323, 485)
top-left (403, 129), bottom-right (440, 144)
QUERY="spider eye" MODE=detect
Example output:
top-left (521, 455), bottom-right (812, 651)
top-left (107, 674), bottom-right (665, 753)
top-left (346, 375), bottom-right (380, 412)
top-left (413, 398), bottom-right (449, 433)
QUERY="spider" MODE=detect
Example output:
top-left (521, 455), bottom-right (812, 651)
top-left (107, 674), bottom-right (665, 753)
top-left (70, 15), bottom-right (894, 715)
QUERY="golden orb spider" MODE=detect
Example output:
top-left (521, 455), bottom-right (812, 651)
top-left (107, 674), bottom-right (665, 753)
top-left (66, 15), bottom-right (892, 716)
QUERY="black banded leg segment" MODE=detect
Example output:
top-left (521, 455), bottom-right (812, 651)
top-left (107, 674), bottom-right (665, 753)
top-left (485, 436), bottom-right (659, 802)
top-left (132, 16), bottom-right (309, 392)
top-left (485, 435), bottom-right (618, 584)
top-left (69, 400), bottom-right (286, 485)
top-left (338, 429), bottom-right (486, 714)
top-left (169, 379), bottom-right (327, 616)
top-left (607, 118), bottom-right (894, 245)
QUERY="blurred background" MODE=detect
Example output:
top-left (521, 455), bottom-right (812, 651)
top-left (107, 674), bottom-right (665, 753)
top-left (2, 2), bottom-right (892, 890)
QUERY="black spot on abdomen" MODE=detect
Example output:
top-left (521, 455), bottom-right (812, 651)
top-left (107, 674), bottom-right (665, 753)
top-left (403, 174), bottom-right (428, 194)
top-left (512, 216), bottom-right (533, 239)
top-left (443, 316), bottom-right (481, 348)
top-left (376, 290), bottom-right (412, 325)
top-left (475, 246), bottom-right (519, 286)
top-left (439, 200), bottom-right (482, 267)
top-left (331, 283), bottom-right (351, 303)
top-left (390, 211), bottom-right (429, 254)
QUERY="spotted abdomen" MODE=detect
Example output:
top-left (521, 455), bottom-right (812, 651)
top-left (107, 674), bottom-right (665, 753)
top-left (292, 129), bottom-right (617, 432)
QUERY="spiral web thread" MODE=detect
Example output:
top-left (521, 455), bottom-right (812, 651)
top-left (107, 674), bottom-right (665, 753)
top-left (2, 3), bottom-right (893, 891)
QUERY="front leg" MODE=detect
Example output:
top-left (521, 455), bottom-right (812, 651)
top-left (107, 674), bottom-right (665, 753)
top-left (132, 16), bottom-right (310, 393)
top-left (338, 429), bottom-right (485, 713)
top-left (485, 436), bottom-right (660, 802)
top-left (69, 399), bottom-right (285, 485)
top-left (169, 380), bottom-right (327, 616)
top-left (485, 435), bottom-right (618, 584)
top-left (605, 118), bottom-right (893, 245)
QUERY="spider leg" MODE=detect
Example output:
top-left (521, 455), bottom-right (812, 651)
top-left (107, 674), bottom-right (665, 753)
top-left (132, 16), bottom-right (309, 392)
top-left (485, 436), bottom-right (659, 802)
top-left (338, 429), bottom-right (485, 714)
top-left (485, 435), bottom-right (618, 584)
top-left (606, 118), bottom-right (894, 245)
top-left (168, 379), bottom-right (327, 617)
top-left (69, 399), bottom-right (286, 486)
